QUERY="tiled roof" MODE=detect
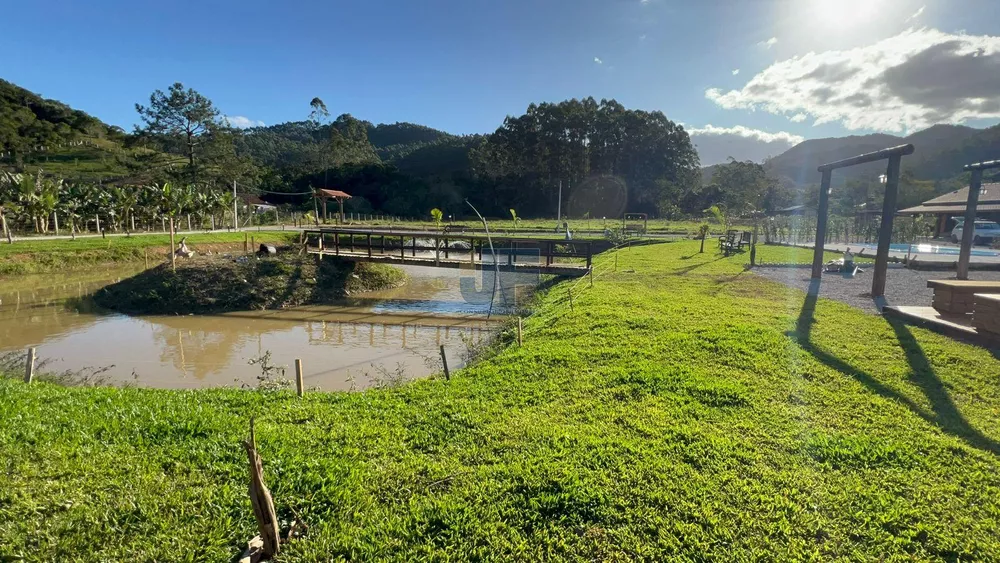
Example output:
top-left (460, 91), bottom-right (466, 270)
top-left (899, 203), bottom-right (1000, 214)
top-left (898, 183), bottom-right (1000, 215)
top-left (919, 183), bottom-right (1000, 205)
top-left (315, 189), bottom-right (352, 199)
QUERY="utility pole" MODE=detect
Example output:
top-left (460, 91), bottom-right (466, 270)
top-left (557, 180), bottom-right (562, 223)
top-left (232, 180), bottom-right (239, 232)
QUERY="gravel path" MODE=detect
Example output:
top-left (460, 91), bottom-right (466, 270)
top-left (753, 265), bottom-right (1000, 314)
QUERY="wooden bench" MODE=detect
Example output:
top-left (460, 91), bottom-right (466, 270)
top-left (928, 280), bottom-right (1000, 315)
top-left (973, 293), bottom-right (1000, 335)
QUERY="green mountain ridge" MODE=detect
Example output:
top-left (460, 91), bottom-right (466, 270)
top-left (760, 123), bottom-right (998, 187)
top-left (4, 77), bottom-right (997, 196)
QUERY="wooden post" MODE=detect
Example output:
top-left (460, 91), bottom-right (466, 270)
top-left (957, 169), bottom-right (984, 280)
top-left (169, 217), bottom-right (176, 272)
top-left (144, 248), bottom-right (149, 269)
top-left (294, 359), bottom-right (304, 398)
top-left (24, 347), bottom-right (35, 383)
top-left (568, 288), bottom-right (574, 311)
top-left (439, 345), bottom-right (450, 380)
top-left (872, 155), bottom-right (902, 299)
top-left (589, 266), bottom-right (594, 287)
top-left (244, 233), bottom-right (249, 253)
top-left (810, 169), bottom-right (833, 279)
top-left (517, 317), bottom-right (523, 346)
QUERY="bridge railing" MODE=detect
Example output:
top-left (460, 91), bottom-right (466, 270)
top-left (301, 229), bottom-right (592, 269)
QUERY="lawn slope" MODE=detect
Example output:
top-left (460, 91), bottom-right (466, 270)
top-left (1, 241), bottom-right (999, 560)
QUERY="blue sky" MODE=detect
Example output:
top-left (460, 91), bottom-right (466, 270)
top-left (3, 0), bottom-right (1000, 164)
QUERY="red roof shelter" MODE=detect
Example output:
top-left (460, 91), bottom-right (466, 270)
top-left (314, 188), bottom-right (352, 224)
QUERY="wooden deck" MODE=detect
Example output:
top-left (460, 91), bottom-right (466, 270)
top-left (883, 305), bottom-right (1000, 347)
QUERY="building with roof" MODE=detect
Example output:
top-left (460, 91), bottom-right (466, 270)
top-left (314, 188), bottom-right (351, 223)
top-left (898, 182), bottom-right (1000, 237)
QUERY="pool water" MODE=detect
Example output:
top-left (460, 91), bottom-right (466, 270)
top-left (852, 243), bottom-right (1000, 257)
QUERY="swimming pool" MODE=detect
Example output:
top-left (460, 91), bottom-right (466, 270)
top-left (851, 243), bottom-right (1000, 257)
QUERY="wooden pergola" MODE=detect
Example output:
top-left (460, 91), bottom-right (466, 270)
top-left (811, 144), bottom-right (915, 300)
top-left (314, 189), bottom-right (351, 224)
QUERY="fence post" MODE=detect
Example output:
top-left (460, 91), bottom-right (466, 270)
top-left (294, 359), bottom-right (304, 398)
top-left (24, 347), bottom-right (36, 383)
top-left (517, 317), bottom-right (523, 346)
top-left (439, 345), bottom-right (450, 380)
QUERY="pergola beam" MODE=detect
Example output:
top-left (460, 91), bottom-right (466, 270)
top-left (817, 144), bottom-right (915, 172)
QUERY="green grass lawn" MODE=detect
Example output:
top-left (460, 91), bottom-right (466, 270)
top-left (2, 241), bottom-right (999, 560)
top-left (0, 232), bottom-right (300, 275)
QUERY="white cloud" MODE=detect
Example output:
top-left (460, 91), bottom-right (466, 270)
top-left (790, 113), bottom-right (807, 123)
top-left (593, 57), bottom-right (603, 65)
top-left (688, 124), bottom-right (804, 145)
top-left (706, 28), bottom-right (1000, 133)
top-left (688, 125), bottom-right (804, 166)
top-left (732, 69), bottom-right (740, 75)
top-left (224, 115), bottom-right (265, 129)
top-left (639, 34), bottom-right (647, 41)
top-left (907, 5), bottom-right (925, 21)
top-left (758, 37), bottom-right (778, 49)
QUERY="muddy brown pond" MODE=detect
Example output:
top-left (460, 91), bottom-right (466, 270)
top-left (0, 264), bottom-right (531, 390)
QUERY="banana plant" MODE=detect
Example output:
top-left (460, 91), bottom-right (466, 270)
top-left (107, 185), bottom-right (140, 234)
top-left (156, 183), bottom-right (198, 271)
top-left (509, 208), bottom-right (521, 231)
top-left (58, 183), bottom-right (87, 239)
top-left (0, 171), bottom-right (20, 242)
top-left (15, 171), bottom-right (58, 233)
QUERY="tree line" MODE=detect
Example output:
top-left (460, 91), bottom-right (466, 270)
top-left (1, 78), bottom-right (839, 224)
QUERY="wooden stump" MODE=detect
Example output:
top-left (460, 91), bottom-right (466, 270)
top-left (243, 418), bottom-right (279, 558)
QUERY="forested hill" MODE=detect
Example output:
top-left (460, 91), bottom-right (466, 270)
top-left (367, 122), bottom-right (457, 161)
top-left (4, 75), bottom-right (998, 220)
top-left (762, 123), bottom-right (999, 187)
top-left (0, 79), bottom-right (121, 159)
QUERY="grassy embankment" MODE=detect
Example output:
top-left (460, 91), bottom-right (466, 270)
top-left (93, 254), bottom-right (406, 315)
top-left (3, 241), bottom-right (999, 560)
top-left (0, 232), bottom-right (300, 275)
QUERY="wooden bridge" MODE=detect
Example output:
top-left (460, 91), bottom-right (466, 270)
top-left (302, 228), bottom-right (592, 277)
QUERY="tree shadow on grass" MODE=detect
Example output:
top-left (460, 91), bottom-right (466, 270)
top-left (791, 279), bottom-right (1000, 456)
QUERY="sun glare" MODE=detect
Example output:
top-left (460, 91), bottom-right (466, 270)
top-left (811, 0), bottom-right (883, 29)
